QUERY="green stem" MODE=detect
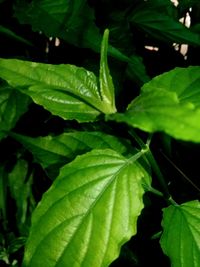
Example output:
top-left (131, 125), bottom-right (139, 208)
top-left (129, 129), bottom-right (175, 203)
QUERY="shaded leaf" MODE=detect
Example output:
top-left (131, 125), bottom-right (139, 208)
top-left (108, 66), bottom-right (200, 142)
top-left (14, 0), bottom-right (149, 84)
top-left (23, 149), bottom-right (149, 267)
top-left (8, 159), bottom-right (34, 234)
top-left (129, 9), bottom-right (200, 45)
top-left (0, 82), bottom-right (31, 140)
top-left (160, 200), bottom-right (200, 267)
top-left (0, 25), bottom-right (33, 46)
top-left (11, 131), bottom-right (129, 169)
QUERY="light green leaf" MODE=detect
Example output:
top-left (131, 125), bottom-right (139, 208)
top-left (108, 66), bottom-right (200, 142)
top-left (160, 200), bottom-right (200, 267)
top-left (11, 131), bottom-right (128, 169)
top-left (23, 149), bottom-right (149, 267)
top-left (129, 9), bottom-right (200, 45)
top-left (0, 82), bottom-right (31, 140)
top-left (99, 29), bottom-right (116, 113)
top-left (0, 58), bottom-right (115, 122)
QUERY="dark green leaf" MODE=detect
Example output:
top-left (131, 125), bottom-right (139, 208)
top-left (0, 25), bottom-right (33, 46)
top-left (108, 66), bottom-right (200, 142)
top-left (129, 9), bottom-right (200, 45)
top-left (23, 149), bottom-right (150, 267)
top-left (0, 82), bottom-right (30, 140)
top-left (8, 159), bottom-right (34, 234)
top-left (160, 200), bottom-right (200, 267)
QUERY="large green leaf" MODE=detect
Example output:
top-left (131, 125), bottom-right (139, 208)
top-left (160, 200), bottom-right (200, 267)
top-left (14, 0), bottom-right (102, 52)
top-left (11, 131), bottom-right (129, 169)
top-left (129, 8), bottom-right (200, 45)
top-left (0, 58), bottom-right (116, 122)
top-left (108, 66), bottom-right (200, 142)
top-left (0, 82), bottom-right (30, 140)
top-left (23, 149), bottom-right (149, 267)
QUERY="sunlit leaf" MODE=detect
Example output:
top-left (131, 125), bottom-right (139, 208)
top-left (23, 149), bottom-right (150, 267)
top-left (108, 66), bottom-right (200, 142)
top-left (0, 58), bottom-right (116, 122)
top-left (99, 29), bottom-right (116, 112)
top-left (160, 200), bottom-right (200, 267)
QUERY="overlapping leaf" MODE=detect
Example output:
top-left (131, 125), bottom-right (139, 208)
top-left (23, 149), bottom-right (150, 267)
top-left (0, 58), bottom-right (115, 122)
top-left (11, 131), bottom-right (128, 169)
top-left (0, 82), bottom-right (30, 140)
top-left (108, 66), bottom-right (200, 142)
top-left (129, 8), bottom-right (200, 45)
top-left (160, 200), bottom-right (200, 267)
top-left (8, 159), bottom-right (34, 234)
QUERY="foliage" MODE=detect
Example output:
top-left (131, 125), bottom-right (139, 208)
top-left (0, 0), bottom-right (200, 266)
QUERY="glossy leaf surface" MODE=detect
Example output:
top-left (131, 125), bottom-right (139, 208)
top-left (99, 29), bottom-right (116, 112)
top-left (23, 149), bottom-right (149, 267)
top-left (160, 200), bottom-right (200, 267)
top-left (109, 66), bottom-right (200, 142)
top-left (0, 58), bottom-right (115, 121)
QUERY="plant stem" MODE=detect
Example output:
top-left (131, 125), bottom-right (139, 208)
top-left (129, 129), bottom-right (175, 203)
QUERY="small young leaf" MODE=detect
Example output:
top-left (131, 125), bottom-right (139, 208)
top-left (99, 29), bottom-right (116, 113)
top-left (23, 149), bottom-right (150, 267)
top-left (108, 66), bottom-right (200, 142)
top-left (11, 131), bottom-right (129, 169)
top-left (160, 200), bottom-right (200, 267)
top-left (0, 83), bottom-right (30, 140)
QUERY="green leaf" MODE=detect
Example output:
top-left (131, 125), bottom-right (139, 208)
top-left (11, 131), bottom-right (128, 170)
top-left (160, 200), bottom-right (200, 267)
top-left (129, 9), bottom-right (200, 45)
top-left (14, 0), bottom-right (126, 60)
top-left (0, 82), bottom-right (31, 140)
top-left (0, 25), bottom-right (33, 46)
top-left (99, 29), bottom-right (116, 113)
top-left (108, 66), bottom-right (200, 142)
top-left (8, 159), bottom-right (33, 234)
top-left (0, 58), bottom-right (116, 122)
top-left (23, 149), bottom-right (149, 267)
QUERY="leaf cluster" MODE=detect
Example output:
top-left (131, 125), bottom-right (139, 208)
top-left (0, 1), bottom-right (200, 267)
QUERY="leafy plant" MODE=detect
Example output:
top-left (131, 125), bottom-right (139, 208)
top-left (0, 0), bottom-right (200, 267)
